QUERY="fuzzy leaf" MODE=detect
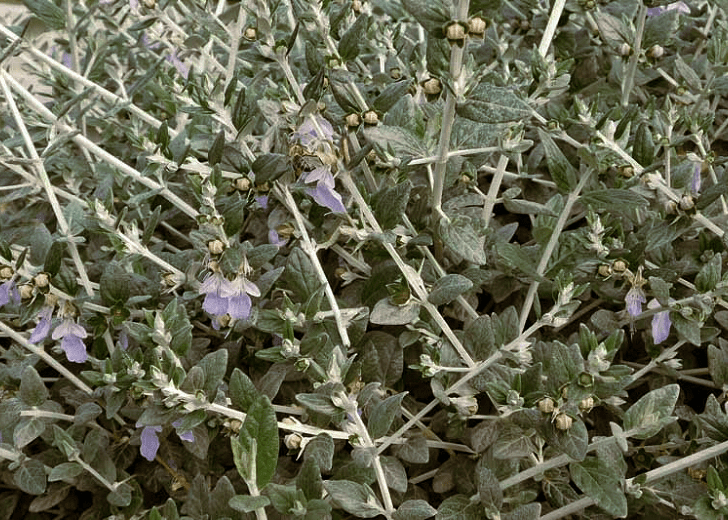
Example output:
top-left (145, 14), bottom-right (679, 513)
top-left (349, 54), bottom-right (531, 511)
top-left (537, 129), bottom-right (577, 192)
top-left (229, 368), bottom-right (260, 412)
top-left (623, 384), bottom-right (679, 440)
top-left (19, 366), bottom-right (48, 407)
top-left (324, 480), bottom-right (385, 518)
top-left (428, 274), bottom-right (473, 306)
top-left (229, 494), bottom-right (271, 513)
top-left (570, 457), bottom-right (627, 517)
top-left (457, 83), bottom-right (531, 124)
top-left (368, 392), bottom-right (407, 439)
top-left (439, 216), bottom-right (487, 265)
top-left (393, 499), bottom-right (437, 520)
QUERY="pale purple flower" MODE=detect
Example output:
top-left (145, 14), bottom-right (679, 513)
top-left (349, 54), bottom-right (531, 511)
top-left (303, 166), bottom-right (347, 214)
top-left (625, 286), bottom-right (647, 317)
top-left (691, 163), bottom-right (701, 194)
top-left (166, 51), bottom-right (189, 79)
top-left (648, 298), bottom-right (672, 344)
top-left (52, 319), bottom-right (88, 363)
top-left (219, 275), bottom-right (261, 320)
top-left (256, 195), bottom-right (269, 210)
top-left (269, 229), bottom-right (287, 247)
top-left (119, 328), bottom-right (129, 350)
top-left (200, 272), bottom-right (260, 321)
top-left (647, 1), bottom-right (689, 16)
top-left (0, 279), bottom-right (19, 308)
top-left (29, 306), bottom-right (54, 343)
top-left (130, 0), bottom-right (139, 9)
top-left (200, 273), bottom-right (230, 317)
top-left (306, 183), bottom-right (347, 214)
top-left (137, 424), bottom-right (162, 461)
top-left (293, 115), bottom-right (334, 149)
top-left (172, 420), bottom-right (195, 443)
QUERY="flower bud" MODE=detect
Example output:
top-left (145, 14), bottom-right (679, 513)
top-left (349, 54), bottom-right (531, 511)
top-left (519, 19), bottom-right (530, 31)
top-left (351, 0), bottom-right (363, 14)
top-left (679, 194), bottom-right (694, 211)
top-left (451, 396), bottom-right (478, 417)
top-left (34, 273), bottom-right (50, 288)
top-left (554, 413), bottom-right (573, 430)
top-left (598, 264), bottom-right (612, 277)
top-left (142, 0), bottom-right (156, 7)
top-left (0, 266), bottom-right (13, 279)
top-left (422, 78), bottom-right (441, 95)
top-left (468, 16), bottom-right (487, 37)
top-left (362, 110), bottom-right (379, 125)
top-left (619, 165), bottom-right (634, 178)
top-left (208, 240), bottom-right (225, 255)
top-left (284, 433), bottom-right (303, 450)
top-left (345, 113), bottom-right (361, 127)
top-left (19, 284), bottom-right (34, 300)
top-left (389, 67), bottom-right (402, 80)
top-left (648, 45), bottom-right (664, 59)
top-left (538, 397), bottom-right (555, 414)
top-left (235, 177), bottom-right (251, 191)
top-left (579, 396), bottom-right (595, 413)
top-left (445, 22), bottom-right (467, 44)
top-left (619, 43), bottom-right (631, 56)
top-left (228, 419), bottom-right (242, 433)
top-left (244, 27), bottom-right (257, 41)
top-left (612, 259), bottom-right (628, 273)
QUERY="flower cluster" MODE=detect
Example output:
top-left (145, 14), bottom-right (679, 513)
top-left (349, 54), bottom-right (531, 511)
top-left (293, 115), bottom-right (347, 214)
top-left (137, 420), bottom-right (195, 462)
top-left (199, 272), bottom-right (260, 323)
top-left (29, 299), bottom-right (89, 363)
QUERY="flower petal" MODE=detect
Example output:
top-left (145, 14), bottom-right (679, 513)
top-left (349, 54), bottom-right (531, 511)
top-left (52, 320), bottom-right (73, 340)
top-left (199, 273), bottom-right (223, 295)
top-left (269, 229), bottom-right (287, 247)
top-left (306, 183), bottom-right (347, 214)
top-left (625, 287), bottom-right (646, 317)
top-left (242, 279), bottom-right (261, 298)
top-left (227, 293), bottom-right (252, 320)
top-left (29, 315), bottom-right (52, 344)
top-left (203, 292), bottom-right (229, 316)
top-left (61, 334), bottom-right (87, 363)
top-left (651, 310), bottom-right (672, 344)
top-left (0, 280), bottom-right (19, 308)
top-left (140, 425), bottom-right (162, 461)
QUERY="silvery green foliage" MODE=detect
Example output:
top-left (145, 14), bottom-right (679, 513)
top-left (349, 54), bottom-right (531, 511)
top-left (1, 0), bottom-right (728, 519)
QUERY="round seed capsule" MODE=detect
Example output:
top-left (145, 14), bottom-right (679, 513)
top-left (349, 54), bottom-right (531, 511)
top-left (422, 78), bottom-right (442, 95)
top-left (538, 397), bottom-right (555, 414)
top-left (554, 413), bottom-right (573, 430)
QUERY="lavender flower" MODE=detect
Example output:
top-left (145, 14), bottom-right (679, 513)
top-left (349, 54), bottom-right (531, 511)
top-left (219, 275), bottom-right (261, 320)
top-left (625, 286), bottom-right (646, 317)
top-left (647, 1), bottom-right (689, 16)
top-left (200, 272), bottom-right (260, 321)
top-left (648, 298), bottom-right (672, 344)
top-left (138, 424), bottom-right (162, 461)
top-left (269, 229), bottom-right (288, 247)
top-left (29, 306), bottom-right (54, 343)
top-left (52, 319), bottom-right (88, 363)
top-left (303, 166), bottom-right (347, 214)
top-left (0, 279), bottom-right (19, 309)
top-left (691, 163), bottom-right (701, 194)
top-left (293, 115), bottom-right (334, 149)
top-left (172, 420), bottom-right (195, 443)
top-left (166, 50), bottom-right (189, 79)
